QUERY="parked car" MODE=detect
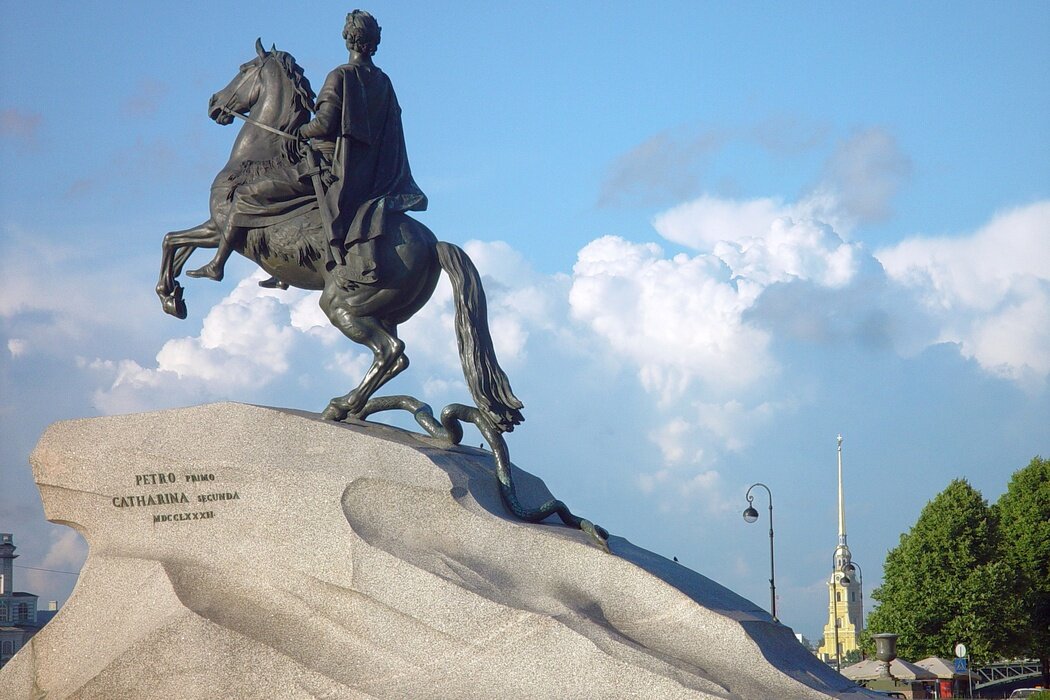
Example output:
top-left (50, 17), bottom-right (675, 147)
top-left (1009, 689), bottom-right (1045, 699)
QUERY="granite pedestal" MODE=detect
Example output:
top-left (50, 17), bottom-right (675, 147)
top-left (1, 403), bottom-right (878, 699)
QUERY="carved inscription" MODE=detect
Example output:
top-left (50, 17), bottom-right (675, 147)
top-left (111, 471), bottom-right (241, 524)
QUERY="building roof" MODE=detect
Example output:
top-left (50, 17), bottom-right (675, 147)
top-left (915, 656), bottom-right (975, 679)
top-left (841, 658), bottom-right (938, 681)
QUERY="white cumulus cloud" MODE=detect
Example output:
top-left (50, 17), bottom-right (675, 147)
top-left (653, 195), bottom-right (789, 250)
top-left (155, 277), bottom-right (300, 386)
top-left (712, 217), bottom-right (859, 292)
top-left (571, 189), bottom-right (866, 405)
top-left (91, 273), bottom-right (309, 412)
top-left (569, 235), bottom-right (776, 401)
top-left (575, 135), bottom-right (905, 506)
top-left (877, 201), bottom-right (1050, 382)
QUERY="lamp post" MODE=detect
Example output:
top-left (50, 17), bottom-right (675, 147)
top-left (743, 482), bottom-right (776, 622)
top-left (831, 554), bottom-right (842, 671)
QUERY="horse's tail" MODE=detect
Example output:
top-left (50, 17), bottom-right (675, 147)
top-left (436, 241), bottom-right (524, 433)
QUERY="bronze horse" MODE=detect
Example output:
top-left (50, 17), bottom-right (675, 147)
top-left (155, 41), bottom-right (607, 546)
top-left (155, 40), bottom-right (521, 430)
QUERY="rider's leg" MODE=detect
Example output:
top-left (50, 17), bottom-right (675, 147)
top-left (258, 275), bottom-right (289, 289)
top-left (190, 170), bottom-right (308, 283)
top-left (188, 181), bottom-right (258, 281)
top-left (187, 222), bottom-right (239, 281)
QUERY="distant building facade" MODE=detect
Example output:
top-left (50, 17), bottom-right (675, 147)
top-left (817, 436), bottom-right (864, 663)
top-left (0, 533), bottom-right (47, 667)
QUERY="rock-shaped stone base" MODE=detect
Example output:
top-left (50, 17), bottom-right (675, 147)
top-left (3, 403), bottom-right (876, 699)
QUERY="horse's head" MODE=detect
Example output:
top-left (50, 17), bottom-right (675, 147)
top-left (209, 38), bottom-right (270, 124)
top-left (207, 39), bottom-right (315, 166)
top-left (208, 38), bottom-right (264, 123)
top-left (208, 39), bottom-right (314, 130)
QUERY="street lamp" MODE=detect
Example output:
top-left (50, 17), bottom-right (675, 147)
top-left (743, 482), bottom-right (777, 622)
top-left (843, 560), bottom-right (865, 663)
top-left (841, 560), bottom-right (862, 587)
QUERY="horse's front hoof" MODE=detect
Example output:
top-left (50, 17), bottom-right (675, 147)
top-left (161, 285), bottom-right (187, 319)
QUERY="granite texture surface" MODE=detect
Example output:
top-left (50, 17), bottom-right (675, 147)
top-left (2, 403), bottom-right (879, 699)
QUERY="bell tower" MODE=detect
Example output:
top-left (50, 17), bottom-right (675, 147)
top-left (817, 436), bottom-right (864, 664)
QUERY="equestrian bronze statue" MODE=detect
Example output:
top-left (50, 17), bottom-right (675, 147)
top-left (154, 12), bottom-right (607, 548)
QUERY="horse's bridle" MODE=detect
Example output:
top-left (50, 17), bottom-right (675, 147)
top-left (217, 54), bottom-right (298, 141)
top-left (218, 56), bottom-right (264, 123)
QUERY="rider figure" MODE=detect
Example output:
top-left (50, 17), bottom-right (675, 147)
top-left (299, 9), bottom-right (427, 283)
top-left (188, 10), bottom-right (426, 285)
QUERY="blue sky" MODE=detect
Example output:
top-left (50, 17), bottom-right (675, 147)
top-left (2, 2), bottom-right (1048, 644)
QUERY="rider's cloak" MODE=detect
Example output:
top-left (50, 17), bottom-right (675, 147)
top-left (304, 61), bottom-right (427, 282)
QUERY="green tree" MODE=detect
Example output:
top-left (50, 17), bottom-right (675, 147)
top-left (994, 456), bottom-right (1050, 687)
top-left (863, 479), bottom-right (1023, 662)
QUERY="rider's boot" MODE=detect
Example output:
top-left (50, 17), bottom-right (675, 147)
top-left (188, 230), bottom-right (235, 281)
top-left (259, 275), bottom-right (289, 289)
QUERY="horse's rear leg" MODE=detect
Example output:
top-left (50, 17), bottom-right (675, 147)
top-left (319, 286), bottom-right (407, 421)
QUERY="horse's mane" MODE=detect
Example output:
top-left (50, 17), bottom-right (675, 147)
top-left (272, 50), bottom-right (316, 116)
top-left (268, 49), bottom-right (316, 163)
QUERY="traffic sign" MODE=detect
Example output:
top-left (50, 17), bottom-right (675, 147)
top-left (954, 657), bottom-right (967, 673)
top-left (954, 643), bottom-right (967, 658)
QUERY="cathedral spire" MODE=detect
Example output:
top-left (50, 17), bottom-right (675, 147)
top-left (834, 434), bottom-right (851, 573)
top-left (837, 434), bottom-right (846, 547)
top-left (818, 435), bottom-right (865, 665)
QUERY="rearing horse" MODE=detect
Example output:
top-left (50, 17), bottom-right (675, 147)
top-left (156, 39), bottom-right (521, 431)
top-left (155, 40), bottom-right (608, 547)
